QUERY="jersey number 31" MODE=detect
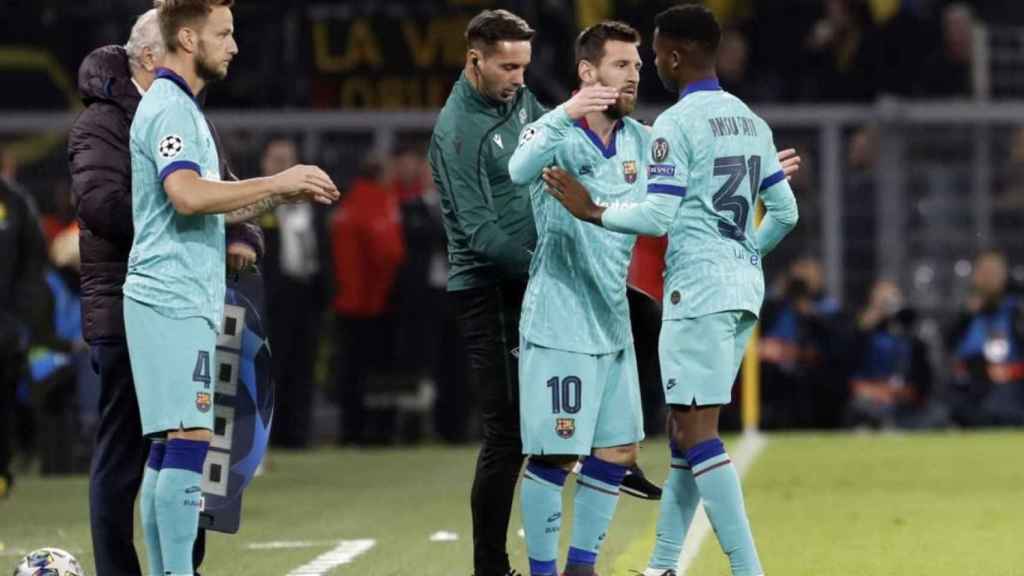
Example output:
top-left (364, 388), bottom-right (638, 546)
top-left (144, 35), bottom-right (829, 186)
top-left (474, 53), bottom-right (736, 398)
top-left (712, 155), bottom-right (761, 242)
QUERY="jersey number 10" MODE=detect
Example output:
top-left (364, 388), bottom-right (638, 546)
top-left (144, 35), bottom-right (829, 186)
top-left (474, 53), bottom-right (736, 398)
top-left (712, 155), bottom-right (761, 242)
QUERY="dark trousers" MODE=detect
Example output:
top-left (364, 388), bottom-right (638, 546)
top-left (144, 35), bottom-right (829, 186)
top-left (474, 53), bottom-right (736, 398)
top-left (455, 281), bottom-right (526, 576)
top-left (268, 279), bottom-right (320, 448)
top-left (0, 351), bottom-right (20, 480)
top-left (89, 340), bottom-right (206, 576)
top-left (335, 315), bottom-right (394, 443)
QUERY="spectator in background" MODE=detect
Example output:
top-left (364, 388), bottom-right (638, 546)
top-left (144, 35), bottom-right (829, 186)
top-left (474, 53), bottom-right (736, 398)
top-left (0, 158), bottom-right (50, 498)
top-left (67, 11), bottom-right (263, 574)
top-left (802, 0), bottom-right (881, 102)
top-left (717, 28), bottom-right (780, 102)
top-left (948, 250), bottom-right (1024, 426)
top-left (847, 279), bottom-right (938, 429)
top-left (915, 3), bottom-right (974, 97)
top-left (261, 137), bottom-right (330, 449)
top-left (760, 257), bottom-right (850, 428)
top-left (330, 155), bottom-right (405, 445)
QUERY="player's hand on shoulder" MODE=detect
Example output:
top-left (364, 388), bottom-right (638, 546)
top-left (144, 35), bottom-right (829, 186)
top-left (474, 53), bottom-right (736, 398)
top-left (563, 85), bottom-right (620, 120)
top-left (778, 148), bottom-right (802, 181)
top-left (271, 165), bottom-right (340, 205)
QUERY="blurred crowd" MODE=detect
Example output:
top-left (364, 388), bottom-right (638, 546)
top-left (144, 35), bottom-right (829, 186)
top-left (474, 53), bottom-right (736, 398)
top-left (4, 132), bottom-right (1024, 479)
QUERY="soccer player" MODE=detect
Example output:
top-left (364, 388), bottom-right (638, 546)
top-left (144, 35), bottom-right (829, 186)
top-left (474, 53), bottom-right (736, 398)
top-left (507, 21), bottom-right (647, 576)
top-left (124, 2), bottom-right (337, 575)
top-left (545, 6), bottom-right (799, 576)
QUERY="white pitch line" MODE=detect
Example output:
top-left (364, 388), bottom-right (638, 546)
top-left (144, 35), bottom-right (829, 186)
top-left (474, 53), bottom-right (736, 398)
top-left (678, 432), bottom-right (767, 575)
top-left (248, 540), bottom-right (339, 550)
top-left (285, 539), bottom-right (375, 576)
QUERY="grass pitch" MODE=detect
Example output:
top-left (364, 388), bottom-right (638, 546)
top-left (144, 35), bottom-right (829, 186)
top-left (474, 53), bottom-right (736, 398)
top-left (1, 432), bottom-right (1021, 575)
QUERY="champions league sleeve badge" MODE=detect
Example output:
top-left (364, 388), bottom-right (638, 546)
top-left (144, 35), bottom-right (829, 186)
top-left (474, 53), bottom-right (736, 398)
top-left (200, 269), bottom-right (274, 534)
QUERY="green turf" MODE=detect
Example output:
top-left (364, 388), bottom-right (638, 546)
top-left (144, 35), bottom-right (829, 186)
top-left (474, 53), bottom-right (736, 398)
top-left (1, 432), bottom-right (1021, 575)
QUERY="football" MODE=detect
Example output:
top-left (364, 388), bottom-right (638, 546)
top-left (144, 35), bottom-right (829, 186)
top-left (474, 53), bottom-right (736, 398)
top-left (12, 548), bottom-right (84, 576)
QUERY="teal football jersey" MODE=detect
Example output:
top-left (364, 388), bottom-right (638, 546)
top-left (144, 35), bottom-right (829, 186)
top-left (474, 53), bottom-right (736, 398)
top-left (124, 68), bottom-right (226, 330)
top-left (602, 79), bottom-right (798, 320)
top-left (509, 105), bottom-right (650, 354)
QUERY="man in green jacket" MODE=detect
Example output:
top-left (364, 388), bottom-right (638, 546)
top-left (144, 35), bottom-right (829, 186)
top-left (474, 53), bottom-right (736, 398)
top-left (428, 10), bottom-right (541, 576)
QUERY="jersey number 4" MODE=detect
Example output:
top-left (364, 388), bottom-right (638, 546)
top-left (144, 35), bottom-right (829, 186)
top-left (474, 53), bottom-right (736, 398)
top-left (712, 155), bottom-right (761, 241)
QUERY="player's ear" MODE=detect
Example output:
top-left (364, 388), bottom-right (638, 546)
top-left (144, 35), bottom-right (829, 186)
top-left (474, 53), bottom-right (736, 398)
top-left (467, 48), bottom-right (483, 68)
top-left (178, 26), bottom-right (197, 54)
top-left (578, 59), bottom-right (595, 85)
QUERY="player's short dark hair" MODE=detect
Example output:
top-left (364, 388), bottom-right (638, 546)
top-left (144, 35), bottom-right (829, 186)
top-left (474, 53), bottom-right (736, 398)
top-left (654, 4), bottom-right (721, 54)
top-left (465, 9), bottom-right (535, 53)
top-left (154, 0), bottom-right (234, 53)
top-left (575, 21), bottom-right (640, 67)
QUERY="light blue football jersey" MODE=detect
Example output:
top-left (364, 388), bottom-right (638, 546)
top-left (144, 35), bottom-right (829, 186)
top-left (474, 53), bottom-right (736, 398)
top-left (604, 79), bottom-right (797, 320)
top-left (124, 68), bottom-right (225, 331)
top-left (509, 105), bottom-right (650, 354)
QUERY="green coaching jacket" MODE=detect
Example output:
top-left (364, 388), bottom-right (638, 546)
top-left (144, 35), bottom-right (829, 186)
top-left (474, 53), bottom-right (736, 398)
top-left (429, 72), bottom-right (546, 292)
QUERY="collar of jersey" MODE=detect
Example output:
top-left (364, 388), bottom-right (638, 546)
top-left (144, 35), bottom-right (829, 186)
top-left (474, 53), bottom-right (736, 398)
top-left (155, 67), bottom-right (198, 102)
top-left (457, 71), bottom-right (517, 115)
top-left (679, 77), bottom-right (721, 100)
top-left (574, 116), bottom-right (624, 159)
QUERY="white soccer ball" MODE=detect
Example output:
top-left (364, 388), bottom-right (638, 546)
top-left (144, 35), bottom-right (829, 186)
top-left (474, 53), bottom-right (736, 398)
top-left (12, 548), bottom-right (84, 576)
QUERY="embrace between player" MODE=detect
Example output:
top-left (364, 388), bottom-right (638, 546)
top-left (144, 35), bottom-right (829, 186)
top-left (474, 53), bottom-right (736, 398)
top-left (536, 6), bottom-right (799, 576)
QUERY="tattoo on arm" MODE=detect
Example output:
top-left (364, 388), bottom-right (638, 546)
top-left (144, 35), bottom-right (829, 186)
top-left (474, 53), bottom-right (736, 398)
top-left (225, 196), bottom-right (280, 224)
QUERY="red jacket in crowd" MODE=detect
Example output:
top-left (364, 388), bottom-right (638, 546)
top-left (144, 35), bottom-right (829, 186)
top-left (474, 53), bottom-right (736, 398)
top-left (330, 177), bottom-right (405, 317)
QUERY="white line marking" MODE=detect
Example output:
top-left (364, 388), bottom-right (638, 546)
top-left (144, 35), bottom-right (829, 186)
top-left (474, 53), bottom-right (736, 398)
top-left (285, 539), bottom-right (375, 575)
top-left (248, 541), bottom-right (336, 550)
top-left (429, 531), bottom-right (459, 542)
top-left (678, 432), bottom-right (767, 575)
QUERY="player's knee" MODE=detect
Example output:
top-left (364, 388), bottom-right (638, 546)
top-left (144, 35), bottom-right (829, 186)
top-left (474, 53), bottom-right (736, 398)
top-left (527, 454), bottom-right (577, 472)
top-left (167, 427), bottom-right (213, 443)
top-left (592, 443), bottom-right (638, 467)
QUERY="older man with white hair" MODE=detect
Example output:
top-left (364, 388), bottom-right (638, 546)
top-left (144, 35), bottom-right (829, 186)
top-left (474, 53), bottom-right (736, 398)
top-left (68, 9), bottom-right (262, 575)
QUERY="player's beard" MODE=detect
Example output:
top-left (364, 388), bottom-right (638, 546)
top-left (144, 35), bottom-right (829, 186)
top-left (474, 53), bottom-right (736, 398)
top-left (195, 39), bottom-right (228, 83)
top-left (604, 93), bottom-right (636, 120)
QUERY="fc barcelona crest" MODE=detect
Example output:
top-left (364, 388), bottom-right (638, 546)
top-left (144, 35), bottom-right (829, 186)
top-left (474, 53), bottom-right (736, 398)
top-left (555, 418), bottom-right (576, 439)
top-left (195, 391), bottom-right (212, 413)
top-left (623, 160), bottom-right (638, 184)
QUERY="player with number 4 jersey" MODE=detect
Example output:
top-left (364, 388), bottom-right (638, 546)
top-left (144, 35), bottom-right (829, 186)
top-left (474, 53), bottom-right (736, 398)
top-left (545, 6), bottom-right (797, 576)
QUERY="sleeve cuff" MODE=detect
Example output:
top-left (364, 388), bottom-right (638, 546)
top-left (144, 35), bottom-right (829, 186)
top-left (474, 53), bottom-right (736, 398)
top-left (647, 183), bottom-right (687, 197)
top-left (551, 105), bottom-right (574, 128)
top-left (159, 160), bottom-right (201, 183)
top-left (760, 169), bottom-right (786, 191)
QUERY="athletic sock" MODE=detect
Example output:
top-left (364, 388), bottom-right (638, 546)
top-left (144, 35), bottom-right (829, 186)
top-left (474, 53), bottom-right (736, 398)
top-left (155, 439), bottom-right (208, 576)
top-left (687, 438), bottom-right (762, 576)
top-left (565, 457), bottom-right (629, 575)
top-left (522, 460), bottom-right (569, 576)
top-left (141, 442), bottom-right (165, 576)
top-left (649, 440), bottom-right (701, 571)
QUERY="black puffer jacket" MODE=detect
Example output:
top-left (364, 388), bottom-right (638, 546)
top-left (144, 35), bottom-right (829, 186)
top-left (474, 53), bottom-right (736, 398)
top-left (68, 45), bottom-right (264, 343)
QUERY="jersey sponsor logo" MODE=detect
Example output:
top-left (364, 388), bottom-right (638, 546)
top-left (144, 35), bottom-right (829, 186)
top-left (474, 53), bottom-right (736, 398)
top-left (579, 165), bottom-right (593, 176)
top-left (652, 138), bottom-right (670, 163)
top-left (623, 160), bottom-right (637, 183)
top-left (158, 134), bottom-right (184, 159)
top-left (519, 107), bottom-right (528, 124)
top-left (492, 133), bottom-right (504, 150)
top-left (196, 391), bottom-right (212, 413)
top-left (666, 378), bottom-right (677, 390)
top-left (670, 290), bottom-right (681, 305)
top-left (555, 417), bottom-right (575, 439)
top-left (648, 164), bottom-right (676, 177)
